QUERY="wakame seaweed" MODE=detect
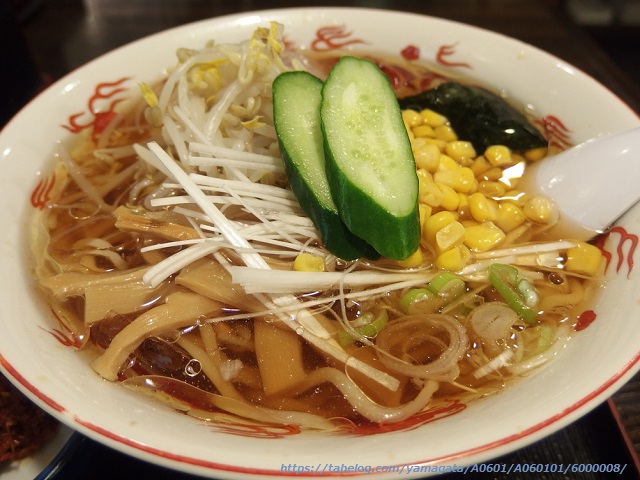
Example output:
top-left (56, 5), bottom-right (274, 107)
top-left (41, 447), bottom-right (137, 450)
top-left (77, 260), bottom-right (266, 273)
top-left (398, 82), bottom-right (547, 152)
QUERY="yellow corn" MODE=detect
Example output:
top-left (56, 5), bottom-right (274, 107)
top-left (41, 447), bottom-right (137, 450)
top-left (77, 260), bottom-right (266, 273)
top-left (397, 248), bottom-right (424, 268)
top-left (523, 195), bottom-right (555, 224)
top-left (294, 252), bottom-right (325, 272)
top-left (422, 137), bottom-right (448, 151)
top-left (402, 109), bottom-right (422, 128)
top-left (457, 193), bottom-right (470, 218)
top-left (402, 107), bottom-right (557, 261)
top-left (434, 124), bottom-right (458, 142)
top-left (412, 124), bottom-right (436, 138)
top-left (469, 155), bottom-right (492, 177)
top-left (418, 204), bottom-right (432, 232)
top-left (435, 220), bottom-right (466, 253)
top-left (435, 245), bottom-right (471, 271)
top-left (420, 108), bottom-right (448, 127)
top-left (481, 166), bottom-right (505, 182)
top-left (464, 221), bottom-right (506, 252)
top-left (468, 192), bottom-right (499, 222)
top-left (524, 146), bottom-right (548, 162)
top-left (413, 142), bottom-right (441, 172)
top-left (478, 180), bottom-right (507, 198)
top-left (565, 242), bottom-right (603, 276)
top-left (445, 141), bottom-right (476, 164)
top-left (438, 183), bottom-right (460, 211)
top-left (484, 145), bottom-right (513, 167)
top-left (495, 202), bottom-right (526, 232)
top-left (418, 170), bottom-right (444, 207)
top-left (436, 154), bottom-right (459, 171)
top-left (433, 166), bottom-right (477, 193)
top-left (423, 210), bottom-right (458, 244)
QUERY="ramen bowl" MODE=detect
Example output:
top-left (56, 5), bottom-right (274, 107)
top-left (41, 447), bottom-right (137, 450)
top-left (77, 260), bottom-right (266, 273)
top-left (1, 7), bottom-right (639, 479)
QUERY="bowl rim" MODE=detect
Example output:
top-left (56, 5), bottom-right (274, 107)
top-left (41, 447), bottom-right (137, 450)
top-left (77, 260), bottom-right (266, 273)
top-left (1, 6), bottom-right (640, 478)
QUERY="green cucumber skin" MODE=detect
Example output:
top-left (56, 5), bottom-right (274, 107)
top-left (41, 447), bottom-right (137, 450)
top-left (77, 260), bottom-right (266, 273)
top-left (273, 71), bottom-right (380, 261)
top-left (321, 57), bottom-right (420, 260)
top-left (324, 146), bottom-right (420, 261)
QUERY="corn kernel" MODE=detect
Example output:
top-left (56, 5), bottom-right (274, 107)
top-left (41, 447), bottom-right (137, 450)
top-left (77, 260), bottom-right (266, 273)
top-left (438, 183), bottom-right (460, 211)
top-left (445, 141), bottom-right (476, 164)
top-left (481, 166), bottom-right (505, 182)
top-left (418, 204), bottom-right (432, 231)
top-left (468, 192), bottom-right (499, 222)
top-left (464, 221), bottom-right (506, 252)
top-left (397, 248), bottom-right (424, 268)
top-left (478, 180), bottom-right (507, 198)
top-left (418, 170), bottom-right (443, 207)
top-left (412, 124), bottom-right (436, 138)
top-left (523, 195), bottom-right (556, 224)
top-left (414, 142), bottom-right (441, 171)
top-left (565, 242), bottom-right (603, 276)
top-left (484, 145), bottom-right (513, 167)
top-left (424, 210), bottom-right (458, 244)
top-left (422, 137), bottom-right (448, 151)
top-left (434, 125), bottom-right (458, 142)
top-left (436, 154), bottom-right (459, 171)
top-left (434, 166), bottom-right (477, 193)
top-left (420, 109), bottom-right (448, 127)
top-left (470, 155), bottom-right (492, 177)
top-left (524, 146), bottom-right (548, 162)
top-left (495, 202), bottom-right (526, 232)
top-left (402, 109), bottom-right (422, 128)
top-left (457, 193), bottom-right (470, 218)
top-left (435, 220), bottom-right (466, 253)
top-left (294, 252), bottom-right (325, 272)
top-left (435, 245), bottom-right (471, 271)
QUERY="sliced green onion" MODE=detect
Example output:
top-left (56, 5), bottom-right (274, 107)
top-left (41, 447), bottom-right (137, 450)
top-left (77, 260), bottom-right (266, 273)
top-left (516, 278), bottom-right (539, 308)
top-left (534, 324), bottom-right (554, 354)
top-left (338, 309), bottom-right (389, 346)
top-left (399, 288), bottom-right (434, 314)
top-left (488, 263), bottom-right (538, 325)
top-left (427, 272), bottom-right (466, 302)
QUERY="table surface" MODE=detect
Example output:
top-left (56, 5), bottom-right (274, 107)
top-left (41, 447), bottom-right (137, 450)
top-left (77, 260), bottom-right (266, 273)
top-left (6, 0), bottom-right (640, 478)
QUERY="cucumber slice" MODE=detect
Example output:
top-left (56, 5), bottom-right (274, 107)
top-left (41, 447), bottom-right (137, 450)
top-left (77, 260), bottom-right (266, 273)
top-left (320, 56), bottom-right (420, 261)
top-left (273, 71), bottom-right (379, 261)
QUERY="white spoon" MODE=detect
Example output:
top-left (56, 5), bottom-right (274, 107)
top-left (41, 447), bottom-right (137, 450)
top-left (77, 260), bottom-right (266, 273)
top-left (519, 126), bottom-right (640, 240)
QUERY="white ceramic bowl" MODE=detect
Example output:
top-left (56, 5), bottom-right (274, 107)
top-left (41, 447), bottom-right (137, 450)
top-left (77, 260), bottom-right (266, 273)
top-left (1, 7), bottom-right (639, 479)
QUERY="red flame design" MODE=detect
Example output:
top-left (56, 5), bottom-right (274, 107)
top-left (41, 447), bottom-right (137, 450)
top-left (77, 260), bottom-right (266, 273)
top-left (61, 77), bottom-right (131, 139)
top-left (311, 25), bottom-right (366, 51)
top-left (39, 309), bottom-right (83, 348)
top-left (435, 44), bottom-right (471, 69)
top-left (534, 115), bottom-right (572, 150)
top-left (594, 226), bottom-right (638, 277)
top-left (30, 173), bottom-right (55, 209)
